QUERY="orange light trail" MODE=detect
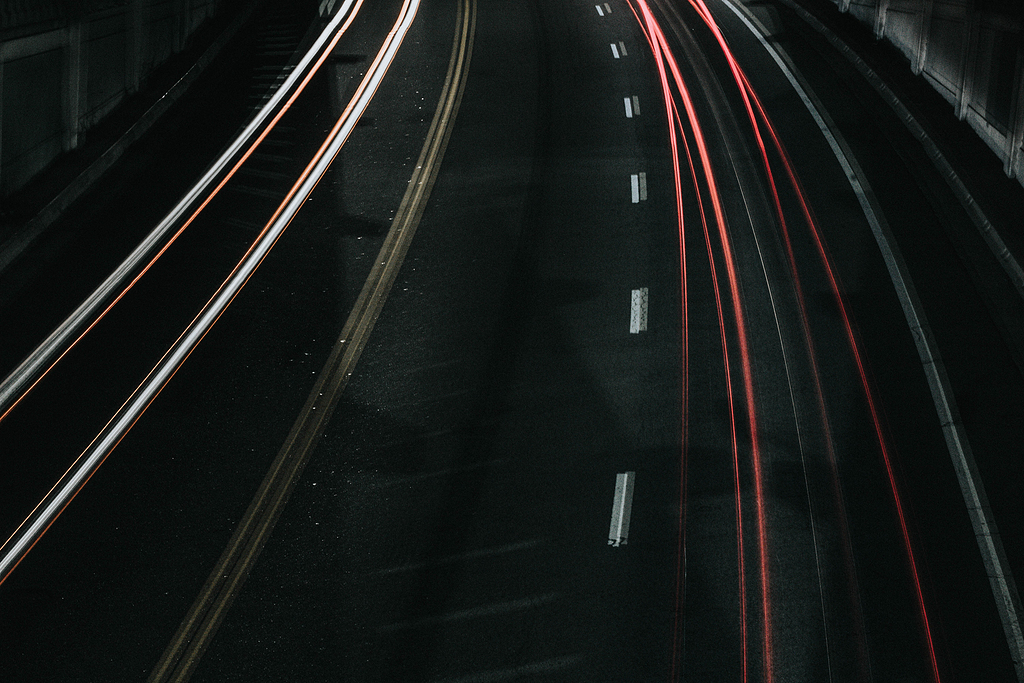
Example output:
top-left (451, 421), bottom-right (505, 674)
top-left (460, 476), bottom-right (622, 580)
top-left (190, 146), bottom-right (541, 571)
top-left (0, 0), bottom-right (366, 426)
top-left (0, 0), bottom-right (416, 588)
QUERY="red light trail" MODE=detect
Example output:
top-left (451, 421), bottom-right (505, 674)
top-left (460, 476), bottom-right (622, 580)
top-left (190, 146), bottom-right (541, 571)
top-left (629, 0), bottom-right (944, 681)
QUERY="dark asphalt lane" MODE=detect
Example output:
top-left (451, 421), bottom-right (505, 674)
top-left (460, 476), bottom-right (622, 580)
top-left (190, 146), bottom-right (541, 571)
top-left (0, 0), bottom-right (1021, 680)
top-left (696, 0), bottom-right (1021, 680)
top-left (191, 0), bottom-right (686, 679)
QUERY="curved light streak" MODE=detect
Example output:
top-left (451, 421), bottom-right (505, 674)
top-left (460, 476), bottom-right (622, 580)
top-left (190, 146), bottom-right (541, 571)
top-left (682, 0), bottom-right (941, 677)
top-left (0, 0), bottom-right (365, 424)
top-left (0, 0), bottom-right (421, 587)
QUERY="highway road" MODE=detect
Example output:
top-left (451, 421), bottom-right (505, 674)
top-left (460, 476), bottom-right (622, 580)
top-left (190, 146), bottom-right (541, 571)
top-left (0, 0), bottom-right (1021, 681)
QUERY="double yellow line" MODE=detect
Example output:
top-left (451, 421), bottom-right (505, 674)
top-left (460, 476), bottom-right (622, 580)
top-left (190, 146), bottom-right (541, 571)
top-left (146, 0), bottom-right (476, 679)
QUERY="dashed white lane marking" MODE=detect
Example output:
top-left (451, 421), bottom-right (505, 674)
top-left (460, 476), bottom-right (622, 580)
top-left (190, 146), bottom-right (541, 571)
top-left (604, 2), bottom-right (612, 12)
top-left (630, 174), bottom-right (639, 203)
top-left (609, 471), bottom-right (635, 546)
top-left (610, 42), bottom-right (620, 58)
top-left (595, 4), bottom-right (604, 15)
top-left (624, 97), bottom-right (633, 118)
top-left (629, 287), bottom-right (648, 333)
top-left (638, 171), bottom-right (647, 200)
top-left (631, 95), bottom-right (640, 115)
top-left (618, 40), bottom-right (627, 56)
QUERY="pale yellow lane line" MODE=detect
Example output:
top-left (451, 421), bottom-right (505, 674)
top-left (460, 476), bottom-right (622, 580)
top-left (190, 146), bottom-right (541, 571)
top-left (147, 0), bottom-right (476, 679)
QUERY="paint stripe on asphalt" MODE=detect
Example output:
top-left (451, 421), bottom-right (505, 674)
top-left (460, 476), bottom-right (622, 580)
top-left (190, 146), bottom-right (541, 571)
top-left (619, 40), bottom-right (627, 55)
top-left (610, 42), bottom-right (620, 58)
top-left (639, 171), bottom-right (647, 200)
top-left (630, 174), bottom-right (639, 203)
top-left (609, 471), bottom-right (635, 546)
top-left (624, 96), bottom-right (633, 118)
top-left (630, 287), bottom-right (648, 333)
top-left (632, 95), bottom-right (640, 115)
top-left (595, 4), bottom-right (604, 15)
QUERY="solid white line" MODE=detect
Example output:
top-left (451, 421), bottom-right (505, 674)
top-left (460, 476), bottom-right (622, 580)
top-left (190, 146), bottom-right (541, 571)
top-left (629, 287), bottom-right (648, 333)
top-left (595, 4), bottom-right (604, 15)
top-left (619, 40), bottom-right (628, 56)
top-left (632, 95), bottom-right (640, 115)
top-left (610, 42), bottom-right (620, 58)
top-left (639, 171), bottom-right (647, 200)
top-left (608, 472), bottom-right (635, 546)
top-left (624, 96), bottom-right (633, 118)
top-left (718, 0), bottom-right (1024, 676)
top-left (630, 174), bottom-right (640, 203)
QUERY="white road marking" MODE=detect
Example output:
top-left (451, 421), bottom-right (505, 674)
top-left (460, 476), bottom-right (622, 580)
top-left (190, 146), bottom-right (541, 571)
top-left (624, 96), bottom-right (633, 118)
top-left (639, 171), bottom-right (647, 200)
top-left (629, 287), bottom-right (648, 333)
top-left (722, 0), bottom-right (1024, 671)
top-left (610, 42), bottom-right (620, 58)
top-left (604, 2), bottom-right (612, 12)
top-left (619, 40), bottom-right (627, 56)
top-left (595, 4), bottom-right (604, 15)
top-left (608, 472), bottom-right (635, 546)
top-left (630, 174), bottom-right (639, 203)
top-left (632, 95), bottom-right (640, 115)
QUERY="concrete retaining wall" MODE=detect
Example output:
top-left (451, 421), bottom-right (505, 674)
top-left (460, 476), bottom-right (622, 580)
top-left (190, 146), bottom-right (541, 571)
top-left (833, 0), bottom-right (1023, 183)
top-left (0, 0), bottom-right (221, 196)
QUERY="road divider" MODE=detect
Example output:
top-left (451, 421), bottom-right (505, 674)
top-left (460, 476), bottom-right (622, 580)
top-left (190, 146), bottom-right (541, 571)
top-left (624, 95), bottom-right (640, 118)
top-left (630, 287), bottom-right (649, 333)
top-left (609, 472), bottom-right (635, 546)
top-left (630, 171), bottom-right (648, 202)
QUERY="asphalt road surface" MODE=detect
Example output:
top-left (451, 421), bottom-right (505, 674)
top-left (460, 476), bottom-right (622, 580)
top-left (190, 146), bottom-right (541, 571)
top-left (0, 0), bottom-right (1021, 681)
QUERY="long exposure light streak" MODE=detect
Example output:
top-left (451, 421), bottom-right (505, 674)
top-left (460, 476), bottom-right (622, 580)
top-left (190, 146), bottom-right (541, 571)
top-left (680, 0), bottom-right (941, 677)
top-left (629, 1), bottom-right (765, 679)
top-left (626, 13), bottom-right (695, 680)
top-left (0, 0), bottom-right (366, 425)
top-left (0, 0), bottom-right (420, 587)
top-left (645, 22), bottom-right (692, 683)
top-left (635, 0), bottom-right (946, 677)
top-left (750, 78), bottom-right (942, 682)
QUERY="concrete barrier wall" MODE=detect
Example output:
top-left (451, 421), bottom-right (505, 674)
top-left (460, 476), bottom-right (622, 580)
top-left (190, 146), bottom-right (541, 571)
top-left (835, 0), bottom-right (1024, 184)
top-left (0, 0), bottom-right (221, 196)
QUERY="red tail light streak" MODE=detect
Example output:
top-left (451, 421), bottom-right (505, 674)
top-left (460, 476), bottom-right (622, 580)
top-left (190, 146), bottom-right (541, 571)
top-left (629, 0), bottom-right (943, 681)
